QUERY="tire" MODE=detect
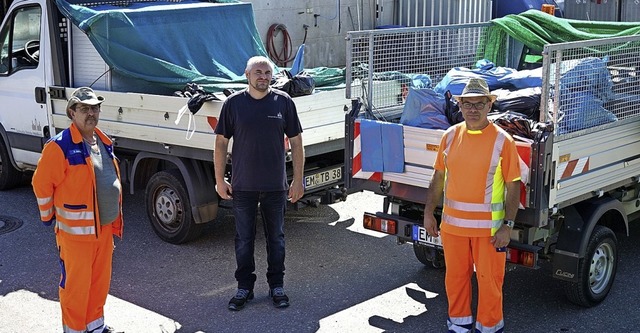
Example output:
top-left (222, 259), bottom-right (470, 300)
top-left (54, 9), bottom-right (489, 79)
top-left (0, 138), bottom-right (22, 190)
top-left (413, 243), bottom-right (445, 269)
top-left (145, 169), bottom-right (202, 244)
top-left (563, 225), bottom-right (618, 307)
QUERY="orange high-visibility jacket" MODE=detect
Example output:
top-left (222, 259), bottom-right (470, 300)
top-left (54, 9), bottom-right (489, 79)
top-left (435, 122), bottom-right (521, 238)
top-left (32, 123), bottom-right (123, 239)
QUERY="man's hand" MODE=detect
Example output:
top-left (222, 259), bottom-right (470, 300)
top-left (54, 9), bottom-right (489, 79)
top-left (215, 180), bottom-right (233, 200)
top-left (288, 179), bottom-right (304, 203)
top-left (491, 224), bottom-right (511, 249)
top-left (423, 213), bottom-right (439, 238)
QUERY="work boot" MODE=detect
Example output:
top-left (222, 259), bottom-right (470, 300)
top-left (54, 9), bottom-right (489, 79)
top-left (269, 287), bottom-right (290, 308)
top-left (228, 288), bottom-right (254, 311)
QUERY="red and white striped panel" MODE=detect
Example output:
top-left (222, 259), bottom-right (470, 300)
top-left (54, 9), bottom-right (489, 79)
top-left (557, 156), bottom-right (590, 180)
top-left (516, 143), bottom-right (531, 209)
top-left (352, 120), bottom-right (382, 182)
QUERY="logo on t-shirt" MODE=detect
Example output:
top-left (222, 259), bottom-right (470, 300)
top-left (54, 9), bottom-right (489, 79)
top-left (268, 112), bottom-right (283, 119)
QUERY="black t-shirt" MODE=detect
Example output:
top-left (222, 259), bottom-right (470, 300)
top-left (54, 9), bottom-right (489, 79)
top-left (214, 89), bottom-right (303, 191)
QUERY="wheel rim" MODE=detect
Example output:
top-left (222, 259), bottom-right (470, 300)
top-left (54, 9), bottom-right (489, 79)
top-left (589, 242), bottom-right (614, 295)
top-left (153, 186), bottom-right (184, 232)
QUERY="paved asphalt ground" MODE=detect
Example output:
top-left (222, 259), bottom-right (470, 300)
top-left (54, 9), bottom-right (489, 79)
top-left (1, 182), bottom-right (640, 332)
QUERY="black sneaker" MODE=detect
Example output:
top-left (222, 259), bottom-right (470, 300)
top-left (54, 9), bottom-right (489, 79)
top-left (228, 288), bottom-right (254, 311)
top-left (269, 287), bottom-right (290, 308)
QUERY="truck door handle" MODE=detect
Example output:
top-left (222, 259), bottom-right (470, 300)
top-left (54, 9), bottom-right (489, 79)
top-left (35, 87), bottom-right (47, 104)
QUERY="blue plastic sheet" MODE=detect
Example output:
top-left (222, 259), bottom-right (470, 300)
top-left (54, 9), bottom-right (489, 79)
top-left (560, 57), bottom-right (613, 102)
top-left (290, 44), bottom-right (305, 76)
top-left (497, 67), bottom-right (542, 89)
top-left (557, 57), bottom-right (617, 133)
top-left (434, 60), bottom-right (516, 96)
top-left (360, 119), bottom-right (404, 173)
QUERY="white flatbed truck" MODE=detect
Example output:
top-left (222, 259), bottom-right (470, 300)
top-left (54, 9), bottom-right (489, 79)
top-left (0, 0), bottom-right (350, 243)
top-left (344, 22), bottom-right (640, 306)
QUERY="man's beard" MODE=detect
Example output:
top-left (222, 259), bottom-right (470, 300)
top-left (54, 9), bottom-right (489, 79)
top-left (251, 80), bottom-right (269, 92)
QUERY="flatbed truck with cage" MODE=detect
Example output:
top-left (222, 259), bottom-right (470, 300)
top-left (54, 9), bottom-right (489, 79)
top-left (0, 0), bottom-right (350, 244)
top-left (344, 22), bottom-right (640, 306)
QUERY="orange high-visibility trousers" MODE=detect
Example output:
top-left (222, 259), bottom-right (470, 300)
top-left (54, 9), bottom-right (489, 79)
top-left (57, 224), bottom-right (114, 333)
top-left (441, 231), bottom-right (506, 333)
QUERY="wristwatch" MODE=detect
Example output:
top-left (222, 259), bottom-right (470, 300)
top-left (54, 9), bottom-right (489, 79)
top-left (504, 219), bottom-right (515, 229)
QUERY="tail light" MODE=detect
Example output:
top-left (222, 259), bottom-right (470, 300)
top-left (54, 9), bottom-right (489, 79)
top-left (506, 247), bottom-right (538, 268)
top-left (363, 213), bottom-right (397, 235)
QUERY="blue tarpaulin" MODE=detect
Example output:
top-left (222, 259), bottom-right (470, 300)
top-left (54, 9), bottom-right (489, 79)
top-left (56, 0), bottom-right (269, 92)
top-left (360, 119), bottom-right (404, 173)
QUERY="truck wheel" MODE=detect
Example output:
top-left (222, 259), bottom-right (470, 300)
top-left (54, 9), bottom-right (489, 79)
top-left (413, 244), bottom-right (445, 269)
top-left (0, 138), bottom-right (22, 190)
top-left (146, 169), bottom-right (202, 244)
top-left (563, 225), bottom-right (618, 307)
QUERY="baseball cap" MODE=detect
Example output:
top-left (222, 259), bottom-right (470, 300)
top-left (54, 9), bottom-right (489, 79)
top-left (66, 87), bottom-right (105, 119)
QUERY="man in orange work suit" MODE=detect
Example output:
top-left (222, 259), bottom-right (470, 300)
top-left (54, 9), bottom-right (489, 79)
top-left (32, 87), bottom-right (124, 333)
top-left (423, 78), bottom-right (521, 333)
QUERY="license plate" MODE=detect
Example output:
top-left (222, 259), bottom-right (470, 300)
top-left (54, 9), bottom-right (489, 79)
top-left (304, 167), bottom-right (342, 190)
top-left (412, 225), bottom-right (442, 247)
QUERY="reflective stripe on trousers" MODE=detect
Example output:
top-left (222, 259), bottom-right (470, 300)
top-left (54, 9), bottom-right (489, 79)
top-left (58, 224), bottom-right (113, 332)
top-left (441, 231), bottom-right (506, 333)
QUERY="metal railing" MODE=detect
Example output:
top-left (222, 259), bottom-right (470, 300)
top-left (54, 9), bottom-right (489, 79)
top-left (346, 23), bottom-right (494, 118)
top-left (541, 35), bottom-right (640, 139)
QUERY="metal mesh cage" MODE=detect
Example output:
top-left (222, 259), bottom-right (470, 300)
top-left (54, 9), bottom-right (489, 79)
top-left (347, 22), bottom-right (640, 138)
top-left (541, 35), bottom-right (640, 139)
top-left (346, 23), bottom-right (495, 119)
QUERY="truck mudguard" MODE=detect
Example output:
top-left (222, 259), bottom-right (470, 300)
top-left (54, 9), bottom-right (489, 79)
top-left (552, 196), bottom-right (627, 281)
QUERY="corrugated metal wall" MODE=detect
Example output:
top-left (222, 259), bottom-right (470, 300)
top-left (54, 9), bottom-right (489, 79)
top-left (564, 0), bottom-right (640, 22)
top-left (621, 0), bottom-right (640, 22)
top-left (564, 0), bottom-right (620, 21)
top-left (394, 0), bottom-right (492, 27)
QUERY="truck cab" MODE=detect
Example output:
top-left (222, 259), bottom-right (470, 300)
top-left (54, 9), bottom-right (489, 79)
top-left (0, 0), bottom-right (57, 189)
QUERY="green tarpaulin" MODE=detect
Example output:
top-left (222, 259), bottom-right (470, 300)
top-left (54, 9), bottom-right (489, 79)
top-left (483, 10), bottom-right (640, 67)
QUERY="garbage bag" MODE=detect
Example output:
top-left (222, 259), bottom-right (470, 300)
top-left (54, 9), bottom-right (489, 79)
top-left (557, 91), bottom-right (617, 134)
top-left (272, 70), bottom-right (315, 97)
top-left (443, 90), bottom-right (464, 125)
top-left (489, 111), bottom-right (536, 140)
top-left (560, 56), bottom-right (613, 103)
top-left (555, 56), bottom-right (616, 134)
top-left (399, 88), bottom-right (450, 130)
top-left (493, 87), bottom-right (541, 120)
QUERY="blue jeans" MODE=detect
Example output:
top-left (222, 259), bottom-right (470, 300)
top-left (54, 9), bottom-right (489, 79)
top-left (232, 190), bottom-right (287, 290)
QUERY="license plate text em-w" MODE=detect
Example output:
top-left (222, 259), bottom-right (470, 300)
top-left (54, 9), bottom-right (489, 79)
top-left (412, 225), bottom-right (442, 247)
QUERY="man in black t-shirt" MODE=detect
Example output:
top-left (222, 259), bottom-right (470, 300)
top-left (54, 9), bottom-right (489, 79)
top-left (214, 56), bottom-right (305, 311)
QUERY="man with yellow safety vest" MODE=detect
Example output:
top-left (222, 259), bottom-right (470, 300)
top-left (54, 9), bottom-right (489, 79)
top-left (32, 87), bottom-right (124, 333)
top-left (423, 78), bottom-right (521, 333)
